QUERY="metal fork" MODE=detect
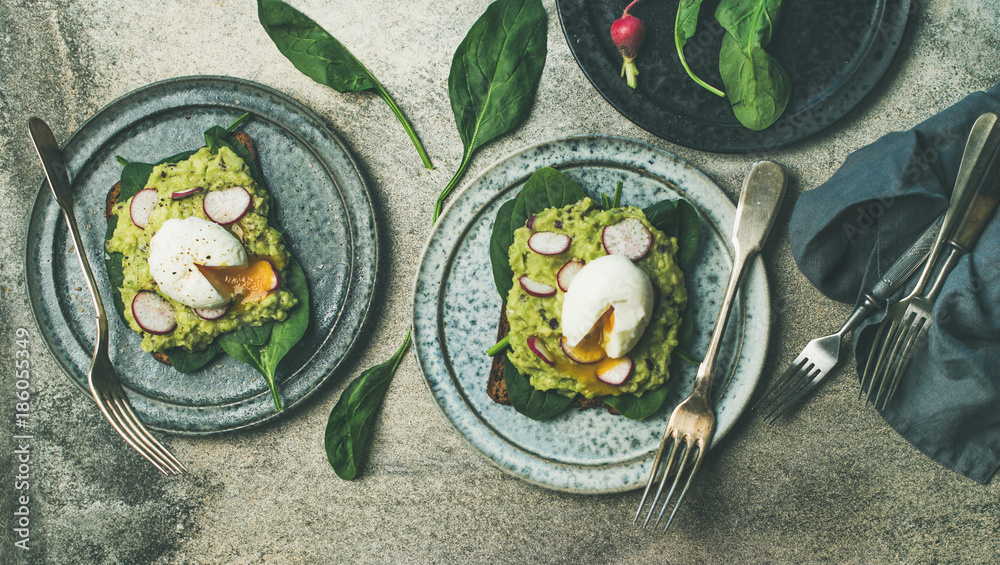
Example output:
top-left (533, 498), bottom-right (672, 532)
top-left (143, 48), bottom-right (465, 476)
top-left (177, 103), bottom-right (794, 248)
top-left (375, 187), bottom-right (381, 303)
top-left (861, 112), bottom-right (1000, 410)
top-left (635, 161), bottom-right (786, 530)
top-left (754, 218), bottom-right (940, 421)
top-left (29, 117), bottom-right (187, 476)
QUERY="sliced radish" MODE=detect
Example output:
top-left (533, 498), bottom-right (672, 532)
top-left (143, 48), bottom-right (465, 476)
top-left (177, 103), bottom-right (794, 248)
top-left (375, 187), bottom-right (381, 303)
top-left (597, 356), bottom-right (634, 385)
top-left (203, 186), bottom-right (252, 225)
top-left (195, 305), bottom-right (229, 320)
top-left (528, 232), bottom-right (571, 255)
top-left (556, 259), bottom-right (585, 292)
top-left (519, 276), bottom-right (556, 298)
top-left (261, 259), bottom-right (281, 291)
top-left (559, 336), bottom-right (603, 365)
top-left (526, 214), bottom-right (536, 229)
top-left (171, 186), bottom-right (204, 200)
top-left (602, 218), bottom-right (652, 261)
top-left (129, 188), bottom-right (158, 229)
top-left (527, 337), bottom-right (555, 367)
top-left (132, 291), bottom-right (176, 335)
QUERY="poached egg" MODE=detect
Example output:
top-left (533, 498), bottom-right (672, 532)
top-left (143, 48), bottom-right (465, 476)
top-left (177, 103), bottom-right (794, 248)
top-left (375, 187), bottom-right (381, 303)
top-left (148, 217), bottom-right (247, 309)
top-left (561, 254), bottom-right (654, 359)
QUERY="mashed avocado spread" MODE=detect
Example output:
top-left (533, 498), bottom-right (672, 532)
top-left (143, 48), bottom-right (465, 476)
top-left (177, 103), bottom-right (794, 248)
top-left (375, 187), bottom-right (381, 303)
top-left (505, 198), bottom-right (687, 399)
top-left (106, 146), bottom-right (298, 353)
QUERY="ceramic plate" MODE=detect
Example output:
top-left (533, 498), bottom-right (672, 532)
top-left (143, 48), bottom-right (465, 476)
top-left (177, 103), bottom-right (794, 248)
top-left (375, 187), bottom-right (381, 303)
top-left (412, 136), bottom-right (770, 493)
top-left (26, 76), bottom-right (378, 434)
top-left (557, 0), bottom-right (911, 153)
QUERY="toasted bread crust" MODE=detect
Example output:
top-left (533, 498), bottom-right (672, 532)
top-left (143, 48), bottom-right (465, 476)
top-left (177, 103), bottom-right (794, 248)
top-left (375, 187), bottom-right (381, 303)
top-left (108, 132), bottom-right (258, 368)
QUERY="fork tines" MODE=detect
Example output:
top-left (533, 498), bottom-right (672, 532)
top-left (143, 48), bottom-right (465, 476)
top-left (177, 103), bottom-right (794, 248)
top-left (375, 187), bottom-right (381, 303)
top-left (634, 431), bottom-right (705, 531)
top-left (753, 356), bottom-right (823, 422)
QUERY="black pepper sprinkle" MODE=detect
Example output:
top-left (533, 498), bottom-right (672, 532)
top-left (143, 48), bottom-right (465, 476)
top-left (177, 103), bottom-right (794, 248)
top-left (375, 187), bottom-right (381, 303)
top-left (160, 172), bottom-right (166, 178)
top-left (658, 244), bottom-right (667, 253)
top-left (548, 318), bottom-right (559, 330)
top-left (645, 358), bottom-right (654, 370)
top-left (554, 221), bottom-right (563, 229)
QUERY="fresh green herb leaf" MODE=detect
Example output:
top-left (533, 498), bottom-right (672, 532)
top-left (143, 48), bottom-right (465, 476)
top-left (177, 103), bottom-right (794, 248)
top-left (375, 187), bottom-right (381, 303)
top-left (509, 168), bottom-right (587, 236)
top-left (490, 199), bottom-right (518, 299)
top-left (601, 193), bottom-right (613, 210)
top-left (503, 357), bottom-right (574, 420)
top-left (715, 0), bottom-right (790, 130)
top-left (674, 0), bottom-right (726, 97)
top-left (218, 259), bottom-right (310, 412)
top-left (675, 199), bottom-right (701, 267)
top-left (602, 383), bottom-right (671, 420)
top-left (166, 342), bottom-right (222, 373)
top-left (434, 0), bottom-right (548, 221)
top-left (226, 112), bottom-right (251, 132)
top-left (325, 331), bottom-right (411, 480)
top-left (612, 180), bottom-right (624, 208)
top-left (257, 0), bottom-right (432, 169)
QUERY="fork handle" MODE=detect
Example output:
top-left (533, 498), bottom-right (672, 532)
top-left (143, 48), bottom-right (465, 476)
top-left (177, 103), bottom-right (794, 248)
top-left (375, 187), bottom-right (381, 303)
top-left (692, 161), bottom-right (786, 398)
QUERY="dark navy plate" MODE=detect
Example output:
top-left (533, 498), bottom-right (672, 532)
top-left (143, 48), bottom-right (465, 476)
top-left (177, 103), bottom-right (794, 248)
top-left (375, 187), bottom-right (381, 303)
top-left (557, 0), bottom-right (912, 153)
top-left (26, 76), bottom-right (378, 434)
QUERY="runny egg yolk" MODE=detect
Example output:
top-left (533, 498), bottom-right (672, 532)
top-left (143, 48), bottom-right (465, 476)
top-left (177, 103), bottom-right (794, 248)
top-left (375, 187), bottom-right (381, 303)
top-left (556, 308), bottom-right (626, 397)
top-left (197, 258), bottom-right (278, 309)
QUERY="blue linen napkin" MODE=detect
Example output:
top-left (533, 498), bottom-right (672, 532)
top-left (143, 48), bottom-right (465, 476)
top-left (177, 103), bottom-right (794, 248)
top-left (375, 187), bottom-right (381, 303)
top-left (788, 83), bottom-right (1000, 484)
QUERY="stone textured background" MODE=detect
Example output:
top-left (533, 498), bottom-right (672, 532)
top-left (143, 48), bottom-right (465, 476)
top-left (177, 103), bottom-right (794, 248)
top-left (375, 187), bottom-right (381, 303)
top-left (2, 0), bottom-right (998, 563)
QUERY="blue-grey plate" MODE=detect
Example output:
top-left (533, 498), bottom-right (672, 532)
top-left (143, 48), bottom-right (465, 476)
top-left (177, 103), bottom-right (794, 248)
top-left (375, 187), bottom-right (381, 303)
top-left (557, 0), bottom-right (911, 153)
top-left (412, 136), bottom-right (770, 493)
top-left (26, 76), bottom-right (378, 434)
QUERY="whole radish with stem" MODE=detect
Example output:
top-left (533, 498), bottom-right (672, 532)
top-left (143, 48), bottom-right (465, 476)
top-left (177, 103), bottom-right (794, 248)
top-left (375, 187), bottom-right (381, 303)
top-left (610, 0), bottom-right (646, 89)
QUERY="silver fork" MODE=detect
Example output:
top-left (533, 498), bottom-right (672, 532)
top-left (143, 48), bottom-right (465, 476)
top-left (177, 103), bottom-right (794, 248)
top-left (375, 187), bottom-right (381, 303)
top-left (861, 112), bottom-right (1000, 410)
top-left (29, 117), bottom-right (187, 476)
top-left (754, 218), bottom-right (940, 421)
top-left (635, 161), bottom-right (786, 530)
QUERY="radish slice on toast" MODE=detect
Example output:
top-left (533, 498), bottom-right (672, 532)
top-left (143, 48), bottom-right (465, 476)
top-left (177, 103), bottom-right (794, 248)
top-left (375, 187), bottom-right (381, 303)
top-left (528, 232), bottom-right (571, 255)
top-left (171, 186), bottom-right (204, 200)
top-left (519, 276), bottom-right (556, 298)
top-left (597, 356), bottom-right (634, 385)
top-left (556, 259), bottom-right (585, 292)
top-left (602, 218), bottom-right (652, 261)
top-left (129, 188), bottom-right (158, 229)
top-left (203, 186), bottom-right (252, 225)
top-left (132, 291), bottom-right (176, 335)
top-left (527, 337), bottom-right (556, 366)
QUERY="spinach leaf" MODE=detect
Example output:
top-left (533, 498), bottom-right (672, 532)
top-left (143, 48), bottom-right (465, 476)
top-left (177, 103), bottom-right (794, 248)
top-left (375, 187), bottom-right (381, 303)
top-left (490, 199), bottom-right (518, 299)
top-left (509, 167), bottom-right (587, 236)
top-left (603, 382), bottom-right (671, 420)
top-left (715, 0), bottom-right (790, 130)
top-left (257, 0), bottom-right (432, 169)
top-left (325, 332), bottom-right (411, 480)
top-left (674, 0), bottom-right (725, 97)
top-left (642, 198), bottom-right (700, 267)
top-left (503, 357), bottom-right (574, 421)
top-left (218, 259), bottom-right (310, 412)
top-left (166, 342), bottom-right (222, 373)
top-left (434, 0), bottom-right (547, 221)
top-left (204, 126), bottom-right (265, 186)
top-left (675, 199), bottom-right (701, 267)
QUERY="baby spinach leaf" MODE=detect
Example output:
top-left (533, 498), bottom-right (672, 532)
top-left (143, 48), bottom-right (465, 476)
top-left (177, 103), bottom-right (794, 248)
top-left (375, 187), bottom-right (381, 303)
top-left (325, 332), bottom-right (411, 480)
top-left (643, 199), bottom-right (678, 234)
top-left (675, 199), bottom-right (701, 267)
top-left (490, 199), bottom-right (518, 299)
top-left (603, 382), bottom-right (671, 420)
top-left (674, 0), bottom-right (726, 97)
top-left (257, 0), bottom-right (432, 169)
top-left (715, 0), bottom-right (790, 130)
top-left (166, 342), bottom-right (222, 374)
top-left (509, 167), bottom-right (586, 236)
top-left (434, 0), bottom-right (547, 221)
top-left (503, 357), bottom-right (574, 420)
top-left (217, 259), bottom-right (310, 412)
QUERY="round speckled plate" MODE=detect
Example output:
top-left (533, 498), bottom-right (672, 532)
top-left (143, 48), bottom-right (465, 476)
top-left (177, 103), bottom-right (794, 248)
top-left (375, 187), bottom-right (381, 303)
top-left (557, 0), bottom-right (911, 153)
top-left (25, 76), bottom-right (378, 434)
top-left (412, 136), bottom-right (769, 493)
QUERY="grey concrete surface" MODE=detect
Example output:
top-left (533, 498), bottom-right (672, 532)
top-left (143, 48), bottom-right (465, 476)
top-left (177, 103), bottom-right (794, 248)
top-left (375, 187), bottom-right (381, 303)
top-left (2, 0), bottom-right (999, 563)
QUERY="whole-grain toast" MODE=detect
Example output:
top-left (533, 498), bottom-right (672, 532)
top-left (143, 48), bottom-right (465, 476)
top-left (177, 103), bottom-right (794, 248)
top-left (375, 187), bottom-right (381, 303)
top-left (104, 131), bottom-right (258, 366)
